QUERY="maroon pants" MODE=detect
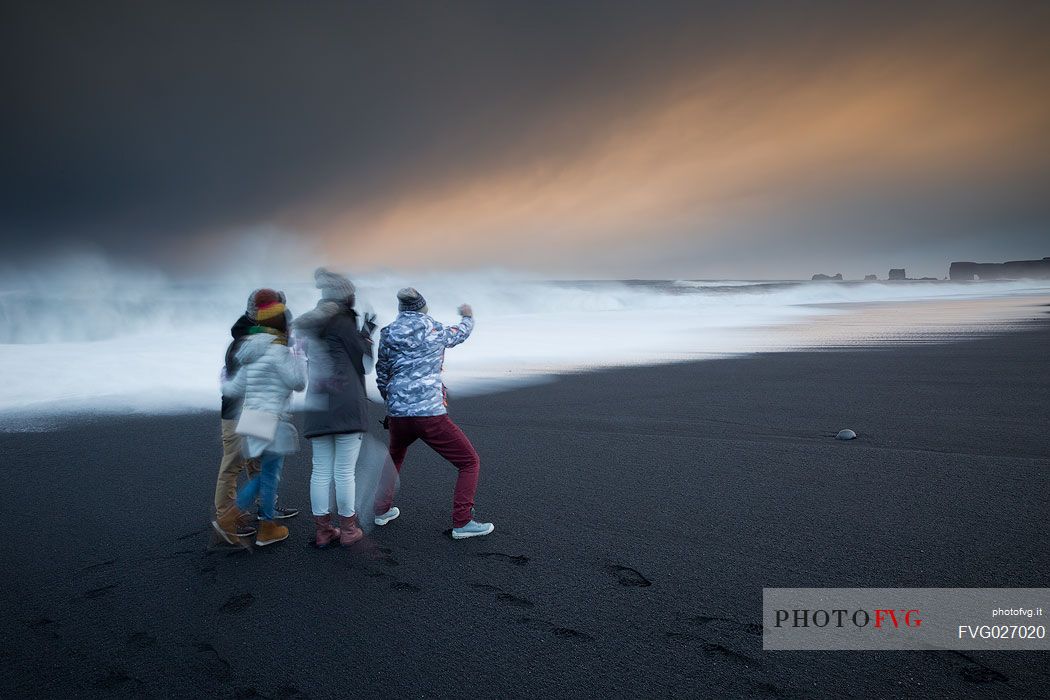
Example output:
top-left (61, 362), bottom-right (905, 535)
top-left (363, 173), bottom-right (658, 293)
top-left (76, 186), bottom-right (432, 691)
top-left (376, 414), bottom-right (480, 528)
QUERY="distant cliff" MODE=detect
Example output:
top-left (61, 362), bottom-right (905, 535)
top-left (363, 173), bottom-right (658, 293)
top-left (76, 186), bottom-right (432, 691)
top-left (949, 257), bottom-right (1050, 280)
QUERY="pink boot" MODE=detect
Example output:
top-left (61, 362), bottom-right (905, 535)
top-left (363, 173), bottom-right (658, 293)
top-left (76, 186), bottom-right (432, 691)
top-left (339, 514), bottom-right (364, 548)
top-left (312, 515), bottom-right (341, 549)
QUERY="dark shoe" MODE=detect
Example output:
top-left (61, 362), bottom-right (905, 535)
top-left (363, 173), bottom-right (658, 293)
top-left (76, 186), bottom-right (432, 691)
top-left (212, 505), bottom-right (243, 545)
top-left (274, 504), bottom-right (300, 519)
top-left (339, 515), bottom-right (364, 548)
top-left (236, 511), bottom-right (257, 537)
top-left (236, 522), bottom-right (257, 537)
top-left (257, 504), bottom-right (300, 520)
top-left (312, 515), bottom-right (341, 549)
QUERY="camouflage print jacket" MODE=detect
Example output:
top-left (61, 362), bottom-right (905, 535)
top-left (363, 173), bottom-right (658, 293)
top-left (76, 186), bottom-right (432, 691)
top-left (376, 311), bottom-right (474, 416)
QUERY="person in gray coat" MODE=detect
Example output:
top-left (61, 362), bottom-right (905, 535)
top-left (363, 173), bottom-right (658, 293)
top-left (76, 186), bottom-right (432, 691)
top-left (298, 268), bottom-right (377, 548)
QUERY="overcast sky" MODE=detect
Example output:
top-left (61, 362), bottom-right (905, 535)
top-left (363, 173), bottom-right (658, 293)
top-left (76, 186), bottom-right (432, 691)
top-left (2, 1), bottom-right (1048, 279)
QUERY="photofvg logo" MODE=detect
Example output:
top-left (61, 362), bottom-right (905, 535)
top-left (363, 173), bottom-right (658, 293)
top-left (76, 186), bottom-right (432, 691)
top-left (774, 608), bottom-right (922, 630)
top-left (763, 588), bottom-right (1049, 650)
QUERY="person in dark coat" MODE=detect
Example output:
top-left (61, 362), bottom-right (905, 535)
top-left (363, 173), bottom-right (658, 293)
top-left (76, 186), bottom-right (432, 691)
top-left (297, 268), bottom-right (376, 548)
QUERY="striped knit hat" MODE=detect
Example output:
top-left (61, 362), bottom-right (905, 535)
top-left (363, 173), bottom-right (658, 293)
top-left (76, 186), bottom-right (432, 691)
top-left (397, 287), bottom-right (427, 312)
top-left (247, 288), bottom-right (284, 321)
top-left (255, 300), bottom-right (288, 330)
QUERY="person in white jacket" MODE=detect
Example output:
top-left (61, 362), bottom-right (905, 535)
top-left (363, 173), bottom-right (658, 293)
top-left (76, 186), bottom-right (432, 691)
top-left (212, 298), bottom-right (306, 546)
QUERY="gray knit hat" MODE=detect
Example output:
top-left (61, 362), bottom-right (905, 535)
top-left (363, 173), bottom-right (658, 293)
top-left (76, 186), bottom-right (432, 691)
top-left (314, 268), bottom-right (355, 302)
top-left (397, 287), bottom-right (427, 312)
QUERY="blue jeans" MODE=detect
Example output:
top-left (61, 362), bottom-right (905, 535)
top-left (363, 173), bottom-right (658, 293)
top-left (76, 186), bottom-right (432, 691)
top-left (236, 451), bottom-right (284, 520)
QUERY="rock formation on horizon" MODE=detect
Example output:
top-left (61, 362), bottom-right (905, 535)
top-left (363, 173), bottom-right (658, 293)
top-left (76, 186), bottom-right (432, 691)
top-left (949, 257), bottom-right (1050, 280)
top-left (811, 273), bottom-right (843, 281)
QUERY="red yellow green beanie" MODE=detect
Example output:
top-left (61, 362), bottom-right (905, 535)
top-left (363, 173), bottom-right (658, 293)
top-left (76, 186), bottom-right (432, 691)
top-left (255, 301), bottom-right (287, 326)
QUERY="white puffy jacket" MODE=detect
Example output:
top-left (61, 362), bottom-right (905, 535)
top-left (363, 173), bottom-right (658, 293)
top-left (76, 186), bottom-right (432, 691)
top-left (222, 333), bottom-right (306, 455)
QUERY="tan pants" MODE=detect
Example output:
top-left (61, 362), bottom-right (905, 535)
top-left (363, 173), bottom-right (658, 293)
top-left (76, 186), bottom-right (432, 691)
top-left (214, 419), bottom-right (261, 514)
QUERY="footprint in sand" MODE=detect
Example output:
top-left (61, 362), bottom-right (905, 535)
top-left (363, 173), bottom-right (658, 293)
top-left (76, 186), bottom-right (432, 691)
top-left (193, 641), bottom-right (232, 679)
top-left (469, 583), bottom-right (533, 608)
top-left (220, 592), bottom-right (255, 613)
top-left (516, 617), bottom-right (594, 642)
top-left (83, 584), bottom-right (117, 599)
top-left (947, 651), bottom-right (1009, 684)
top-left (238, 687), bottom-right (309, 700)
top-left (496, 592), bottom-right (533, 608)
top-left (390, 580), bottom-right (421, 592)
top-left (196, 560), bottom-right (218, 584)
top-left (552, 627), bottom-right (594, 641)
top-left (126, 631), bottom-right (156, 649)
top-left (667, 633), bottom-right (752, 662)
top-left (145, 549), bottom-right (197, 563)
top-left (476, 552), bottom-right (529, 566)
top-left (688, 614), bottom-right (763, 636)
top-left (700, 642), bottom-right (753, 662)
top-left (605, 564), bottom-right (651, 587)
top-left (95, 667), bottom-right (142, 690)
top-left (469, 583), bottom-right (503, 593)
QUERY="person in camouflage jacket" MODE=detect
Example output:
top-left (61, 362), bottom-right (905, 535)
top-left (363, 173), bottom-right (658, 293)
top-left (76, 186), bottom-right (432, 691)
top-left (375, 293), bottom-right (474, 416)
top-left (373, 288), bottom-right (494, 539)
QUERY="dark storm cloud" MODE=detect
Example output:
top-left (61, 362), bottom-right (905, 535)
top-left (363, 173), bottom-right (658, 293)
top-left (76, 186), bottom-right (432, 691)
top-left (0, 0), bottom-right (716, 251)
top-left (1, 1), bottom-right (1048, 274)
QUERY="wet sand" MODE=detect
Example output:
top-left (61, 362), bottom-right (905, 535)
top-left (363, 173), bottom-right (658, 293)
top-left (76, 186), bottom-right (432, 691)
top-left (2, 317), bottom-right (1048, 698)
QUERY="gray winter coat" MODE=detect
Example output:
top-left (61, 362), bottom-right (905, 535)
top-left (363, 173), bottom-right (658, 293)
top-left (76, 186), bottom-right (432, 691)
top-left (299, 304), bottom-right (373, 438)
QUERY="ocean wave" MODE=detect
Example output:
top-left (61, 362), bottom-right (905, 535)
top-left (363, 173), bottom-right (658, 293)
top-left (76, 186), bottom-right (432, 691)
top-left (1, 256), bottom-right (1048, 419)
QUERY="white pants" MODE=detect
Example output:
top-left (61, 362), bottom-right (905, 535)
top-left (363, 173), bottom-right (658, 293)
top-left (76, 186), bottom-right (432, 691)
top-left (310, 433), bottom-right (363, 517)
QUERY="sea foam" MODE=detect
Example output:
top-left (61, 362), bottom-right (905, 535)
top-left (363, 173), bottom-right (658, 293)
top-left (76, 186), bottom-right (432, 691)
top-left (1, 256), bottom-right (1048, 422)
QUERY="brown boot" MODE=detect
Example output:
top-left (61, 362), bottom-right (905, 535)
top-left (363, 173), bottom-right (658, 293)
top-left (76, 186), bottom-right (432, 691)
top-left (255, 520), bottom-right (289, 546)
top-left (312, 514), bottom-right (341, 549)
top-left (339, 514), bottom-right (364, 548)
top-left (211, 505), bottom-right (243, 545)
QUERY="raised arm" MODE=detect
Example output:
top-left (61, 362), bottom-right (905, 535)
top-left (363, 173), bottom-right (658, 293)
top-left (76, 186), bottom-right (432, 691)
top-left (433, 305), bottom-right (474, 348)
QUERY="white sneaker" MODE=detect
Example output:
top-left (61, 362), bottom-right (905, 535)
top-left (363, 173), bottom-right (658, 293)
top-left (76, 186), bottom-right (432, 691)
top-left (452, 520), bottom-right (495, 540)
top-left (374, 507), bottom-right (400, 526)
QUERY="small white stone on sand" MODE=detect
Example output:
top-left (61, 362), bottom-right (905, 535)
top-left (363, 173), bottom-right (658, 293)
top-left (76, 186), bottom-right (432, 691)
top-left (836, 429), bottom-right (857, 440)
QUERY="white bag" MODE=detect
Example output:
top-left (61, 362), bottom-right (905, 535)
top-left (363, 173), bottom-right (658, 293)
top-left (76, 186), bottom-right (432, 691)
top-left (270, 419), bottom-right (300, 455)
top-left (236, 408), bottom-right (279, 442)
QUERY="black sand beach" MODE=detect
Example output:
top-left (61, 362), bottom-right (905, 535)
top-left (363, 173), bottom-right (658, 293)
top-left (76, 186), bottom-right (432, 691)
top-left (2, 319), bottom-right (1048, 698)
